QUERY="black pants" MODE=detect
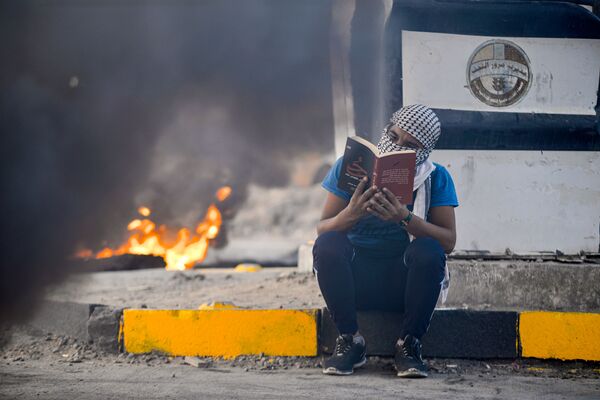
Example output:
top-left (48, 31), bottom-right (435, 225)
top-left (312, 231), bottom-right (446, 339)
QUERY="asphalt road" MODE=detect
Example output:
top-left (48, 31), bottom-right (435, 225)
top-left (2, 359), bottom-right (599, 400)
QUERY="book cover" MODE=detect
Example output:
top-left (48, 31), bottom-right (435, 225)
top-left (337, 136), bottom-right (376, 194)
top-left (337, 136), bottom-right (416, 205)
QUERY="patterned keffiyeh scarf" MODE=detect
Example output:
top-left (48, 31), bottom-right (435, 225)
top-left (377, 104), bottom-right (441, 165)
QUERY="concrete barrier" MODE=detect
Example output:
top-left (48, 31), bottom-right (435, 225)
top-left (28, 301), bottom-right (600, 361)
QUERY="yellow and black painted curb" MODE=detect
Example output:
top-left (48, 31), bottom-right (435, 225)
top-left (120, 307), bottom-right (600, 362)
top-left (519, 311), bottom-right (600, 361)
top-left (122, 309), bottom-right (319, 358)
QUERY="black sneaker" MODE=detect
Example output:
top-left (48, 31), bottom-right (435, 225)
top-left (322, 334), bottom-right (367, 375)
top-left (394, 335), bottom-right (428, 378)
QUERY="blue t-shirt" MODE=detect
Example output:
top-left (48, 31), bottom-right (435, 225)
top-left (321, 157), bottom-right (458, 253)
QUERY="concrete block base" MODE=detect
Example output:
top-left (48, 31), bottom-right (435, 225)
top-left (424, 310), bottom-right (518, 358)
top-left (87, 306), bottom-right (123, 354)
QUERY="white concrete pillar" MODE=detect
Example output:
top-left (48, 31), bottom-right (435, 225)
top-left (330, 0), bottom-right (356, 160)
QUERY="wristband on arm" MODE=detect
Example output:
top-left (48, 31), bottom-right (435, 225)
top-left (400, 211), bottom-right (413, 226)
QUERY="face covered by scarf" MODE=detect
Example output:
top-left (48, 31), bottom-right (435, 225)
top-left (377, 104), bottom-right (441, 166)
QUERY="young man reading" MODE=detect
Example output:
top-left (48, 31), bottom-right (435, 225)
top-left (313, 104), bottom-right (458, 378)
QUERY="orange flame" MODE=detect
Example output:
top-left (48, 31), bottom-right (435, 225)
top-left (83, 187), bottom-right (231, 271)
top-left (138, 206), bottom-right (151, 217)
top-left (216, 186), bottom-right (232, 202)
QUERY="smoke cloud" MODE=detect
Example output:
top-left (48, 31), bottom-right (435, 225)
top-left (0, 1), bottom-right (334, 322)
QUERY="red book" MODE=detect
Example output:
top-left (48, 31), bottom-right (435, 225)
top-left (337, 136), bottom-right (416, 205)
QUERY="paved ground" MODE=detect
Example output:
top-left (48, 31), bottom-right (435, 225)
top-left (2, 358), bottom-right (600, 400)
top-left (1, 328), bottom-right (599, 400)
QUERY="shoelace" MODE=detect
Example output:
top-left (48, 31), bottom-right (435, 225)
top-left (400, 339), bottom-right (421, 360)
top-left (401, 343), bottom-right (413, 359)
top-left (334, 336), bottom-right (353, 355)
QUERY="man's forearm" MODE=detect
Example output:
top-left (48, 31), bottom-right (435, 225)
top-left (316, 209), bottom-right (359, 236)
top-left (404, 214), bottom-right (456, 253)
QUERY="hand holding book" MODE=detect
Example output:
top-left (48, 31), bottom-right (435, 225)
top-left (342, 176), bottom-right (377, 223)
top-left (366, 187), bottom-right (411, 223)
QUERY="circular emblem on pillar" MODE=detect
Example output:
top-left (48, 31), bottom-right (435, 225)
top-left (467, 39), bottom-right (532, 107)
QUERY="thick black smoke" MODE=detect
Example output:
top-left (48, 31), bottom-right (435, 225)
top-left (0, 1), bottom-right (334, 322)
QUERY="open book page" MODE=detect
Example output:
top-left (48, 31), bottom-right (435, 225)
top-left (373, 151), bottom-right (416, 205)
